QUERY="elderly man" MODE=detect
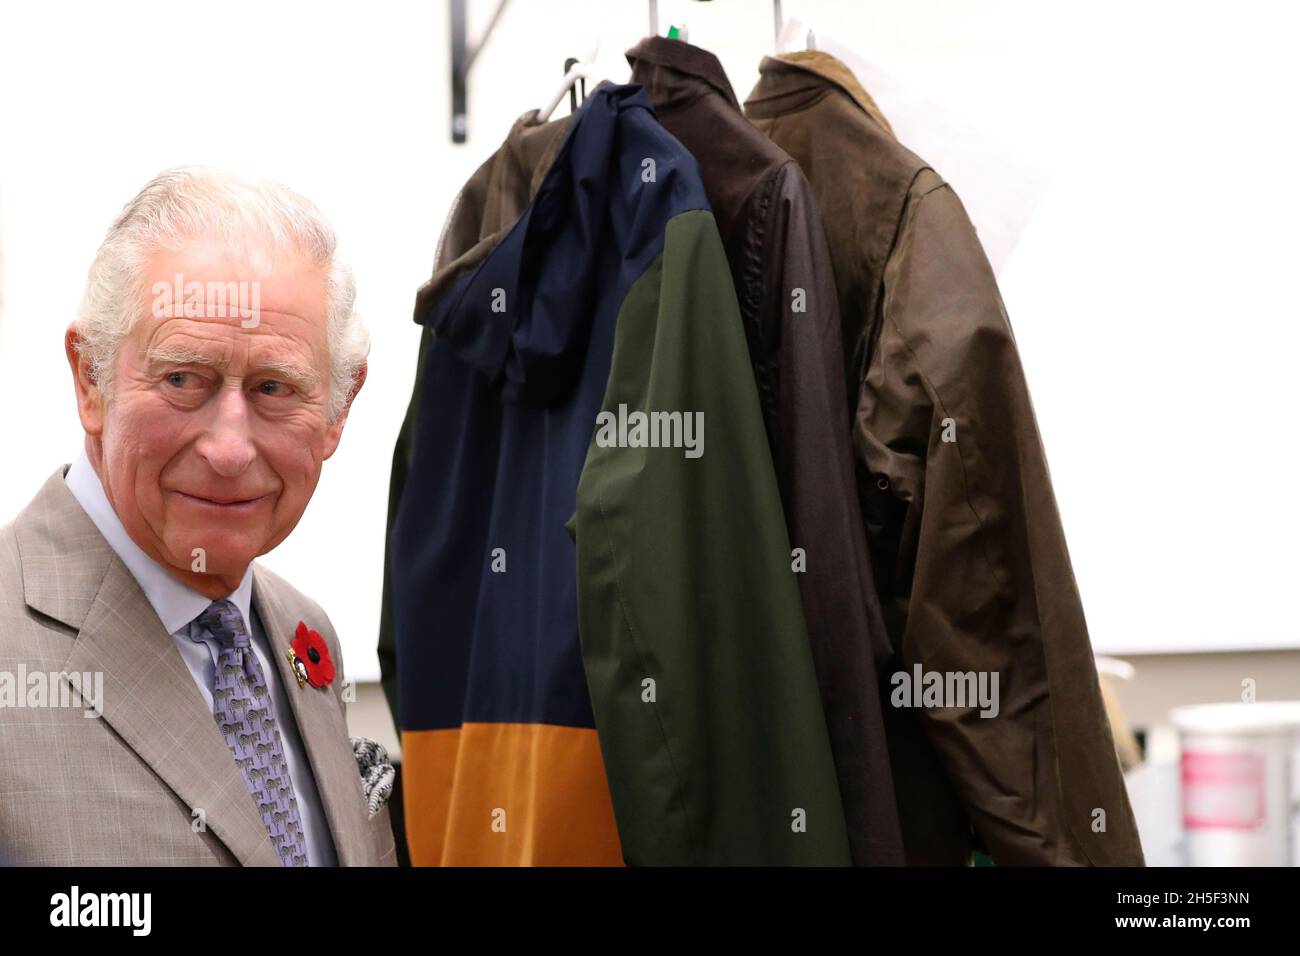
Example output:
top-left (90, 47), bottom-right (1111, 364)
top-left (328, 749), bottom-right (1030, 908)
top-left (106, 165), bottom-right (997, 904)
top-left (0, 167), bottom-right (394, 866)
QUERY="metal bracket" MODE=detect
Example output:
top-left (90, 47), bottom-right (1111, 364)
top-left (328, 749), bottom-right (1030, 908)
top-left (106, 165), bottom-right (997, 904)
top-left (450, 0), bottom-right (513, 143)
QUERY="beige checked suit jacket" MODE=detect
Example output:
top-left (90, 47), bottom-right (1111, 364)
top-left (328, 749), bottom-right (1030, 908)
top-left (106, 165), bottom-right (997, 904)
top-left (0, 467), bottom-right (398, 866)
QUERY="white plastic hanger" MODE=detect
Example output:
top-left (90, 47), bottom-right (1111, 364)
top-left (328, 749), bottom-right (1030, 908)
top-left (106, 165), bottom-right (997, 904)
top-left (776, 15), bottom-right (817, 54)
top-left (772, 13), bottom-right (1051, 277)
top-left (774, 1), bottom-right (816, 52)
top-left (537, 38), bottom-right (600, 122)
top-left (538, 0), bottom-right (667, 123)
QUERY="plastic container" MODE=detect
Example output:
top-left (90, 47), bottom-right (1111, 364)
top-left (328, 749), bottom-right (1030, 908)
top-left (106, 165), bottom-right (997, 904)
top-left (1169, 701), bottom-right (1300, 866)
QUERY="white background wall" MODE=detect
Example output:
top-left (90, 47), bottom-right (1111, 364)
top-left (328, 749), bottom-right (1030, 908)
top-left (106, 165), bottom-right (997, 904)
top-left (1, 0), bottom-right (1297, 680)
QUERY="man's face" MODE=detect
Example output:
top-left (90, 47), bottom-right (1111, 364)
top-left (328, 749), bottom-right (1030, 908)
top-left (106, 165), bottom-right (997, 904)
top-left (71, 243), bottom-right (358, 589)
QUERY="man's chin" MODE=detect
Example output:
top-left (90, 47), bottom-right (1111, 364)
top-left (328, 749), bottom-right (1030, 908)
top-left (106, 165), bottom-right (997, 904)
top-left (161, 538), bottom-right (262, 579)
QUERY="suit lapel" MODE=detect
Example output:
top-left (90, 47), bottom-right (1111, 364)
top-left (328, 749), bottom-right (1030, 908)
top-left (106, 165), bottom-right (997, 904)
top-left (18, 469), bottom-right (280, 866)
top-left (253, 571), bottom-right (367, 865)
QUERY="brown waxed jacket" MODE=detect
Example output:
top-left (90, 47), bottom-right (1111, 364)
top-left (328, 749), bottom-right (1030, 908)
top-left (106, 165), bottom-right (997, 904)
top-left (628, 36), bottom-right (904, 866)
top-left (746, 52), bottom-right (1145, 866)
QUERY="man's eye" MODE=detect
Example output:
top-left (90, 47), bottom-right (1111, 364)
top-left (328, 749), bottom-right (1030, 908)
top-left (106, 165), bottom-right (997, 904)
top-left (166, 371), bottom-right (197, 388)
top-left (256, 380), bottom-right (290, 397)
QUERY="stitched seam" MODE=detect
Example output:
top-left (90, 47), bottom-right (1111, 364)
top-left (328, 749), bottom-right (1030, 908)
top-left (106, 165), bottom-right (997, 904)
top-left (882, 186), bottom-right (1006, 596)
top-left (739, 172), bottom-right (781, 438)
top-left (592, 462), bottom-right (700, 865)
top-left (860, 166), bottom-right (935, 389)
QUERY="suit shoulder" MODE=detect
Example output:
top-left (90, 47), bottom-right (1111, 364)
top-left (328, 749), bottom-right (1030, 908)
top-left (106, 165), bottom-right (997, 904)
top-left (0, 515), bottom-right (19, 576)
top-left (252, 563), bottom-right (341, 655)
top-left (253, 563), bottom-right (328, 623)
top-left (0, 517), bottom-right (79, 675)
top-left (0, 519), bottom-right (27, 642)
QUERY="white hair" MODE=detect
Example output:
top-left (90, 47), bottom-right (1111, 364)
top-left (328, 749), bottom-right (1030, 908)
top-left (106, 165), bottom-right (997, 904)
top-left (76, 165), bottom-right (368, 423)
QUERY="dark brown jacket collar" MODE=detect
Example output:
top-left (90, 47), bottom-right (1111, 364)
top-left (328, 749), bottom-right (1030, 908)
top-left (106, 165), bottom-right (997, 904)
top-left (746, 50), bottom-right (895, 137)
top-left (625, 35), bottom-right (740, 112)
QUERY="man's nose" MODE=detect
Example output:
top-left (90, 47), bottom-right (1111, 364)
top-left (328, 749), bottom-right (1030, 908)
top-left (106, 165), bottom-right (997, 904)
top-left (195, 382), bottom-right (257, 477)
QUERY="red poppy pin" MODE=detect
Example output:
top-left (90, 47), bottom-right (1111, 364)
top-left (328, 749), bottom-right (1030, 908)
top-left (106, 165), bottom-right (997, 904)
top-left (287, 620), bottom-right (335, 689)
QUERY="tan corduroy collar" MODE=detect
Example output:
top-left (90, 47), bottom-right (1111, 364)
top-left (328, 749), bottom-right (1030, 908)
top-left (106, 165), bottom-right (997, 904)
top-left (748, 50), bottom-right (895, 138)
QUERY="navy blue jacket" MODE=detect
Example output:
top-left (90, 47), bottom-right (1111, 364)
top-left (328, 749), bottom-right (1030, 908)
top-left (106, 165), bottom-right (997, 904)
top-left (389, 85), bottom-right (710, 864)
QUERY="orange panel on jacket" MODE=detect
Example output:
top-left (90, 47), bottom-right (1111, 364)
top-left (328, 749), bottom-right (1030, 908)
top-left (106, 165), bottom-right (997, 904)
top-left (402, 723), bottom-right (624, 866)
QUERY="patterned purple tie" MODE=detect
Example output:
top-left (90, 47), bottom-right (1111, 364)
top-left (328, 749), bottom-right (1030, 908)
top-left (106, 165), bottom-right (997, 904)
top-left (195, 599), bottom-right (309, 866)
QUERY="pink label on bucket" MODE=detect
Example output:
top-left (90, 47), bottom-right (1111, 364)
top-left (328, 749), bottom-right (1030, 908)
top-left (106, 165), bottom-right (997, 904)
top-left (1181, 751), bottom-right (1265, 829)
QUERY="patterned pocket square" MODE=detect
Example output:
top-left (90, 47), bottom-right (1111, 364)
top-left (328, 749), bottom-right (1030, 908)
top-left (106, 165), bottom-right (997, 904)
top-left (350, 736), bottom-right (395, 819)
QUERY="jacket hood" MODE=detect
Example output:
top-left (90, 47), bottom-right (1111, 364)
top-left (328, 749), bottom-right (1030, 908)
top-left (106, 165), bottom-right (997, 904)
top-left (415, 83), bottom-right (659, 407)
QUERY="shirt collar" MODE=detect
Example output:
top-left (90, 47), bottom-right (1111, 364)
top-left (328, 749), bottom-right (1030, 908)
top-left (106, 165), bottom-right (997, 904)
top-left (63, 449), bottom-right (254, 635)
top-left (625, 35), bottom-right (741, 112)
top-left (746, 50), bottom-right (895, 138)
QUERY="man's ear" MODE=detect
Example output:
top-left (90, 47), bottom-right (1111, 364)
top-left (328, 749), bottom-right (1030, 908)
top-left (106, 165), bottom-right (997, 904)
top-left (322, 361), bottom-right (367, 460)
top-left (65, 324), bottom-right (105, 437)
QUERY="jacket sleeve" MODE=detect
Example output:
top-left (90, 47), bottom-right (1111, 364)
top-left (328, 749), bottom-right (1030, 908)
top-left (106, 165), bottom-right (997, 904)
top-left (574, 208), bottom-right (853, 866)
top-left (857, 173), bottom-right (1145, 865)
top-left (758, 162), bottom-right (904, 865)
top-left (377, 156), bottom-right (499, 732)
top-left (376, 324), bottom-right (432, 729)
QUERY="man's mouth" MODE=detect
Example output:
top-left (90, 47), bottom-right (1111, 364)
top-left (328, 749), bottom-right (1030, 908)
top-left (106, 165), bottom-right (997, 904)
top-left (171, 490), bottom-right (271, 511)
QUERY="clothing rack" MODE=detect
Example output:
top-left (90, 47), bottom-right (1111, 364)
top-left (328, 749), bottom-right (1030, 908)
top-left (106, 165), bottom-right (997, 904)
top-left (449, 0), bottom-right (787, 142)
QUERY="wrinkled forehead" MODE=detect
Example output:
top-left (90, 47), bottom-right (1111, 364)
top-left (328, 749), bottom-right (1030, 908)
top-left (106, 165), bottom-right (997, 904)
top-left (134, 242), bottom-right (329, 327)
top-left (123, 242), bottom-right (332, 371)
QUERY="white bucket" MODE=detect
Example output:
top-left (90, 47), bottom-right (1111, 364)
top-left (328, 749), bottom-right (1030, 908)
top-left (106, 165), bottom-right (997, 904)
top-left (1169, 701), bottom-right (1300, 866)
